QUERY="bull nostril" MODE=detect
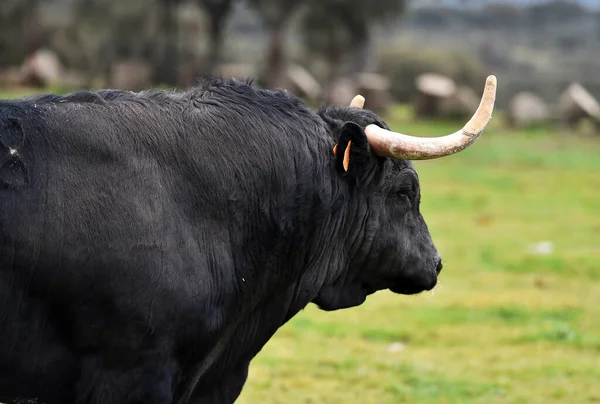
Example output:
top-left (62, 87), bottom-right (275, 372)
top-left (436, 259), bottom-right (443, 274)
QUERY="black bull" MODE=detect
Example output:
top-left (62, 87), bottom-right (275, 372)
top-left (0, 77), bottom-right (482, 404)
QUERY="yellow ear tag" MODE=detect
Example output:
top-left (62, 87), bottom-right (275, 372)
top-left (332, 142), bottom-right (351, 172)
top-left (343, 140), bottom-right (351, 172)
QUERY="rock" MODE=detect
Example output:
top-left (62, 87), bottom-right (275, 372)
top-left (325, 73), bottom-right (392, 113)
top-left (440, 85), bottom-right (481, 120)
top-left (286, 64), bottom-right (321, 102)
top-left (387, 342), bottom-right (406, 353)
top-left (415, 73), bottom-right (456, 98)
top-left (327, 77), bottom-right (357, 107)
top-left (19, 48), bottom-right (62, 87)
top-left (108, 60), bottom-right (152, 92)
top-left (507, 91), bottom-right (551, 128)
top-left (356, 72), bottom-right (392, 114)
top-left (217, 63), bottom-right (257, 79)
top-left (414, 73), bottom-right (456, 118)
top-left (527, 241), bottom-right (554, 255)
top-left (557, 82), bottom-right (600, 128)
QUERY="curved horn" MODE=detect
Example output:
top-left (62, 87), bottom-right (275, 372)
top-left (364, 75), bottom-right (497, 160)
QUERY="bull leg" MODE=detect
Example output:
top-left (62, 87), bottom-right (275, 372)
top-left (75, 350), bottom-right (178, 404)
top-left (187, 363), bottom-right (249, 404)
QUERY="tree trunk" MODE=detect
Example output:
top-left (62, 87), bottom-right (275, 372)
top-left (24, 0), bottom-right (41, 55)
top-left (325, 24), bottom-right (345, 83)
top-left (206, 17), bottom-right (225, 76)
top-left (250, 0), bottom-right (306, 89)
top-left (265, 19), bottom-right (289, 89)
top-left (154, 0), bottom-right (180, 86)
top-left (350, 24), bottom-right (375, 76)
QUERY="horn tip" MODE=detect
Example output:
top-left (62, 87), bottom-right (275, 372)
top-left (486, 75), bottom-right (497, 89)
top-left (350, 95), bottom-right (366, 109)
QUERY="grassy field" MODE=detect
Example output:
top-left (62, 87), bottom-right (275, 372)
top-left (2, 90), bottom-right (600, 403)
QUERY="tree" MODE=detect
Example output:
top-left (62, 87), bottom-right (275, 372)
top-left (154, 0), bottom-right (184, 86)
top-left (66, 0), bottom-right (155, 85)
top-left (248, 0), bottom-right (307, 88)
top-left (528, 0), bottom-right (584, 26)
top-left (197, 0), bottom-right (236, 76)
top-left (0, 2), bottom-right (23, 65)
top-left (0, 0), bottom-right (42, 63)
top-left (300, 3), bottom-right (350, 82)
top-left (302, 0), bottom-right (406, 79)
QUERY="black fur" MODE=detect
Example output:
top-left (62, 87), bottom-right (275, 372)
top-left (0, 77), bottom-right (441, 404)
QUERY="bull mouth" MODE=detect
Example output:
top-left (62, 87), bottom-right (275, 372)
top-left (389, 277), bottom-right (437, 295)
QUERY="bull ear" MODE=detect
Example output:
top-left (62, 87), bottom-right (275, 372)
top-left (332, 122), bottom-right (371, 174)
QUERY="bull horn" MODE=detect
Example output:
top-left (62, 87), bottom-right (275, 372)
top-left (364, 75), bottom-right (497, 160)
top-left (350, 95), bottom-right (365, 109)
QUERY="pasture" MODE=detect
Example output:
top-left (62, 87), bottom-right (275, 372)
top-left (1, 90), bottom-right (599, 403)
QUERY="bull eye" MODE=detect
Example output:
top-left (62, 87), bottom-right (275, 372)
top-left (396, 182), bottom-right (415, 198)
top-left (395, 190), bottom-right (412, 207)
top-left (395, 187), bottom-right (410, 198)
top-left (396, 188), bottom-right (409, 197)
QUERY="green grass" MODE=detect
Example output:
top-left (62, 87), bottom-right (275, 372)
top-left (0, 86), bottom-right (69, 99)
top-left (2, 89), bottom-right (600, 403)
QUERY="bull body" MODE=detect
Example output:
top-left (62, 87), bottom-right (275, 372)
top-left (0, 78), bottom-right (441, 404)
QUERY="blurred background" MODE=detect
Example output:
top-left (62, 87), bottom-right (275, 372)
top-left (1, 0), bottom-right (599, 403)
